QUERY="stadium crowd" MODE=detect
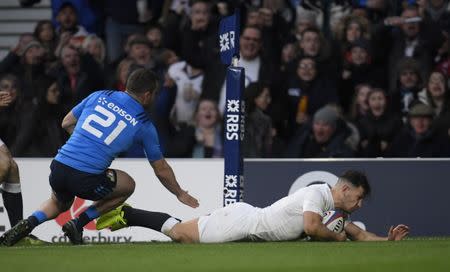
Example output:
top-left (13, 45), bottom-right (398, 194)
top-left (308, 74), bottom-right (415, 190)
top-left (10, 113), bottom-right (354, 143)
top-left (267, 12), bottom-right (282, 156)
top-left (1, 0), bottom-right (450, 159)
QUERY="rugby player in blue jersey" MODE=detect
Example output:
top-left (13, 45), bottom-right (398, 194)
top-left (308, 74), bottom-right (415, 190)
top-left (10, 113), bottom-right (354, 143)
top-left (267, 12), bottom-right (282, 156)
top-left (0, 69), bottom-right (199, 246)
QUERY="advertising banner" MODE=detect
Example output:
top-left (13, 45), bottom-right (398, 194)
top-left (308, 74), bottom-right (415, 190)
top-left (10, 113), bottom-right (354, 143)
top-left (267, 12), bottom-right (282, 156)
top-left (0, 159), bottom-right (223, 242)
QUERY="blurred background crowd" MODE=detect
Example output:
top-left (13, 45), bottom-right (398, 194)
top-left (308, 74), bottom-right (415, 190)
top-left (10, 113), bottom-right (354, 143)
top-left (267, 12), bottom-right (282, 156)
top-left (1, 0), bottom-right (450, 159)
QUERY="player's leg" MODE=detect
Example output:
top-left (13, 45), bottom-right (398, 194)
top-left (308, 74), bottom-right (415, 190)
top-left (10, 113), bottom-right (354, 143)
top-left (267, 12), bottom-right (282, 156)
top-left (0, 192), bottom-right (73, 246)
top-left (97, 204), bottom-right (181, 234)
top-left (0, 144), bottom-right (24, 228)
top-left (62, 169), bottom-right (135, 244)
top-left (192, 202), bottom-right (257, 243)
top-left (168, 218), bottom-right (200, 243)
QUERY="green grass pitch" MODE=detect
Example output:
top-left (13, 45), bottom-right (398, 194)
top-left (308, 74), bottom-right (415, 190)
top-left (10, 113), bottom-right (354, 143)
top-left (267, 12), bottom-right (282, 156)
top-left (1, 239), bottom-right (450, 272)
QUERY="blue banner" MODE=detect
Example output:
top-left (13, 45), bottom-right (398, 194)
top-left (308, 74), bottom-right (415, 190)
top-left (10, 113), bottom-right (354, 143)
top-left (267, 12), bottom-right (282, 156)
top-left (223, 67), bottom-right (245, 206)
top-left (219, 12), bottom-right (240, 65)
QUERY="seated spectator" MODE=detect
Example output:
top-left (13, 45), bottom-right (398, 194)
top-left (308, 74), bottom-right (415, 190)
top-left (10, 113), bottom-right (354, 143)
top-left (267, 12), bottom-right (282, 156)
top-left (387, 102), bottom-right (450, 157)
top-left (243, 83), bottom-right (273, 158)
top-left (192, 99), bottom-right (222, 158)
top-left (356, 88), bottom-right (402, 157)
top-left (284, 105), bottom-right (354, 158)
top-left (0, 74), bottom-right (36, 156)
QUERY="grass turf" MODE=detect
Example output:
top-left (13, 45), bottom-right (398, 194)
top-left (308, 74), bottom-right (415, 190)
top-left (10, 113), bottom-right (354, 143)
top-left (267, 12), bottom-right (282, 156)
top-left (1, 239), bottom-right (450, 272)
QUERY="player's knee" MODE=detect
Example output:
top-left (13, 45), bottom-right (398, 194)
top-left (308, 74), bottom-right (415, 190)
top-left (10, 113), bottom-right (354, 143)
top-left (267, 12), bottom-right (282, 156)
top-left (10, 159), bottom-right (19, 174)
top-left (0, 156), bottom-right (11, 177)
top-left (169, 225), bottom-right (195, 244)
top-left (123, 177), bottom-right (135, 197)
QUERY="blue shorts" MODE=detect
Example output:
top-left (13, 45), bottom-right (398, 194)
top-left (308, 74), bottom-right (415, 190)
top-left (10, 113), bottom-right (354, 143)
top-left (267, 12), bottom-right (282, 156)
top-left (49, 160), bottom-right (117, 203)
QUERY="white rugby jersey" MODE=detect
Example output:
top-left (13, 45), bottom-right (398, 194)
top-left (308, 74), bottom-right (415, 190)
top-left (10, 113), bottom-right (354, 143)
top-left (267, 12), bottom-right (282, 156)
top-left (251, 184), bottom-right (334, 241)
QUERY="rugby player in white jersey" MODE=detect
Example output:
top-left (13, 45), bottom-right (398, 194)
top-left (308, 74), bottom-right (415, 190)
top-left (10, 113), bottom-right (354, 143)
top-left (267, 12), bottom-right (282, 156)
top-left (97, 170), bottom-right (409, 242)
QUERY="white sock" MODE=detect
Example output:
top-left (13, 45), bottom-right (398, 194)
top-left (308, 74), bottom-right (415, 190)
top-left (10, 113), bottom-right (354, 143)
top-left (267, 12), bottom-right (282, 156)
top-left (161, 217), bottom-right (180, 236)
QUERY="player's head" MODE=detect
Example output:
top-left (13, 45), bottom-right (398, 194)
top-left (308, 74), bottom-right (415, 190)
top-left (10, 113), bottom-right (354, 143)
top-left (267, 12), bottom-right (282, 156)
top-left (334, 170), bottom-right (370, 213)
top-left (126, 68), bottom-right (159, 107)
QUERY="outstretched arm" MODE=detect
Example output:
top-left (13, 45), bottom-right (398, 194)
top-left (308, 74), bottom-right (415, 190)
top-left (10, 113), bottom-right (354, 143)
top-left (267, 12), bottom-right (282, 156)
top-left (345, 222), bottom-right (409, 241)
top-left (150, 158), bottom-right (199, 208)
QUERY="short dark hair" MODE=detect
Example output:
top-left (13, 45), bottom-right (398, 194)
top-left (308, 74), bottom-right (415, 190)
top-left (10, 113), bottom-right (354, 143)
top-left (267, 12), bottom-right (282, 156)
top-left (339, 170), bottom-right (371, 197)
top-left (126, 68), bottom-right (159, 95)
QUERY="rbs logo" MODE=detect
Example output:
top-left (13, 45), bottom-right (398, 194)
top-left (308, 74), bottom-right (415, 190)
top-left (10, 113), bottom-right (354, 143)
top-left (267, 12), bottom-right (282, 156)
top-left (226, 99), bottom-right (241, 140)
top-left (219, 31), bottom-right (235, 53)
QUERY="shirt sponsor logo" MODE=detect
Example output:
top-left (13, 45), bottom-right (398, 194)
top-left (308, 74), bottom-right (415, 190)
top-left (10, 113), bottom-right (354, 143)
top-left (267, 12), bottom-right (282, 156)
top-left (98, 97), bottom-right (138, 126)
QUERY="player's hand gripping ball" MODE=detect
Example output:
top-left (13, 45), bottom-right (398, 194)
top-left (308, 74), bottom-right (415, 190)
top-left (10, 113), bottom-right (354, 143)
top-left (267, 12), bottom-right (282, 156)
top-left (322, 210), bottom-right (347, 233)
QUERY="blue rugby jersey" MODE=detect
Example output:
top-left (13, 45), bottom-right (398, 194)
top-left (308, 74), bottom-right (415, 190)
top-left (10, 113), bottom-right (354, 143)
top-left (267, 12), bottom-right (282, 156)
top-left (55, 90), bottom-right (163, 173)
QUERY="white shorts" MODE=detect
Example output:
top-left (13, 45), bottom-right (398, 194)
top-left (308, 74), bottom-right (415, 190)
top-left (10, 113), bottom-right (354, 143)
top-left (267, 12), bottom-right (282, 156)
top-left (198, 202), bottom-right (259, 243)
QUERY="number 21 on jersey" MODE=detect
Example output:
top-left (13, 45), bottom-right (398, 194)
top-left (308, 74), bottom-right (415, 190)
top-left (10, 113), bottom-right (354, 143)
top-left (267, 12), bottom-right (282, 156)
top-left (81, 105), bottom-right (127, 145)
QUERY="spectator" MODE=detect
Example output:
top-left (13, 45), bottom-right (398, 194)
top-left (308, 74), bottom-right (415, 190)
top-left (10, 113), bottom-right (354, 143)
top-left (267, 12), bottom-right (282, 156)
top-left (285, 56), bottom-right (338, 135)
top-left (0, 74), bottom-right (36, 156)
top-left (356, 88), bottom-right (402, 157)
top-left (25, 76), bottom-right (68, 156)
top-left (418, 70), bottom-right (450, 136)
top-left (110, 58), bottom-right (136, 91)
top-left (55, 2), bottom-right (89, 38)
top-left (192, 99), bottom-right (223, 158)
top-left (285, 105), bottom-right (354, 158)
top-left (204, 26), bottom-right (274, 111)
top-left (348, 83), bottom-right (371, 122)
top-left (418, 70), bottom-right (450, 115)
top-left (297, 27), bottom-right (339, 81)
top-left (339, 38), bottom-right (385, 112)
top-left (167, 60), bottom-right (204, 124)
top-left (333, 14), bottom-right (371, 57)
top-left (243, 82), bottom-right (273, 158)
top-left (145, 24), bottom-right (169, 67)
top-left (391, 57), bottom-right (423, 118)
top-left (127, 35), bottom-right (155, 69)
top-left (0, 40), bottom-right (46, 104)
top-left (385, 6), bottom-right (433, 92)
top-left (81, 34), bottom-right (106, 66)
top-left (33, 20), bottom-right (57, 63)
top-left (387, 102), bottom-right (450, 157)
top-left (48, 44), bottom-right (103, 110)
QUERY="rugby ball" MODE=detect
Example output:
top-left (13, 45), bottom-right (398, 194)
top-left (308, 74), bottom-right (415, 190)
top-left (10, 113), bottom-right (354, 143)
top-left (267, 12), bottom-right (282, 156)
top-left (322, 210), bottom-right (347, 233)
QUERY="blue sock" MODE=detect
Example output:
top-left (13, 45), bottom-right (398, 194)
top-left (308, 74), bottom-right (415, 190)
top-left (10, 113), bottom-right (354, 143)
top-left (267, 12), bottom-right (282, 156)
top-left (28, 211), bottom-right (48, 228)
top-left (75, 206), bottom-right (100, 231)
